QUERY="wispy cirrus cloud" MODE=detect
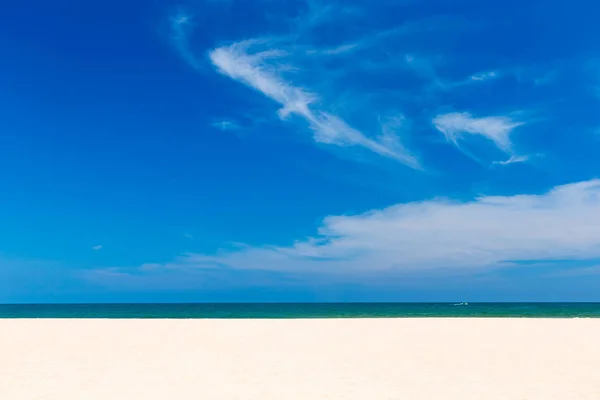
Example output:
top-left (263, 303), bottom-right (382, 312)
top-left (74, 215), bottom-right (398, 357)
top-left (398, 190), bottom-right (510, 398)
top-left (169, 10), bottom-right (202, 70)
top-left (433, 112), bottom-right (525, 156)
top-left (469, 70), bottom-right (499, 82)
top-left (167, 5), bottom-right (490, 170)
top-left (167, 3), bottom-right (558, 173)
top-left (305, 43), bottom-right (359, 56)
top-left (211, 119), bottom-right (240, 131)
top-left (493, 155), bottom-right (529, 165)
top-left (208, 39), bottom-right (422, 168)
top-left (87, 180), bottom-right (600, 280)
top-left (168, 8), bottom-right (421, 168)
top-left (92, 245), bottom-right (103, 251)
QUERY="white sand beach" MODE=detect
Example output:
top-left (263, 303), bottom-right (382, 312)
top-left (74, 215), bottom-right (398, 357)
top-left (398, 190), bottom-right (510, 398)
top-left (1, 318), bottom-right (599, 399)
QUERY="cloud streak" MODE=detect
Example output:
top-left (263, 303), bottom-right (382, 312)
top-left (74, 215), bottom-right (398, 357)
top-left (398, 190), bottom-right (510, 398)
top-left (211, 119), bottom-right (240, 131)
top-left (469, 70), bottom-right (499, 82)
top-left (208, 41), bottom-right (421, 168)
top-left (167, 5), bottom-right (559, 173)
top-left (493, 155), bottom-right (529, 165)
top-left (91, 180), bottom-right (600, 278)
top-left (433, 112), bottom-right (525, 154)
top-left (169, 10), bottom-right (202, 70)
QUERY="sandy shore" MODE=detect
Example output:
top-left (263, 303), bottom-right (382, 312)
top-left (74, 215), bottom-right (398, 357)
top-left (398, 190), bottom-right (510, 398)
top-left (1, 318), bottom-right (599, 399)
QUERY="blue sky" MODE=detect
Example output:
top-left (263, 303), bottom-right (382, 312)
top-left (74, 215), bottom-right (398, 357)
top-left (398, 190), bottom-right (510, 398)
top-left (2, 0), bottom-right (600, 302)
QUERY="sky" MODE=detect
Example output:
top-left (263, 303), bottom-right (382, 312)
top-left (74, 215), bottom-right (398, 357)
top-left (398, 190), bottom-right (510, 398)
top-left (2, 0), bottom-right (600, 303)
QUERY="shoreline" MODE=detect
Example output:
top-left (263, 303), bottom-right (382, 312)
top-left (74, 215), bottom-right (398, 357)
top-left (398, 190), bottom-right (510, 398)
top-left (2, 316), bottom-right (600, 319)
top-left (3, 303), bottom-right (600, 319)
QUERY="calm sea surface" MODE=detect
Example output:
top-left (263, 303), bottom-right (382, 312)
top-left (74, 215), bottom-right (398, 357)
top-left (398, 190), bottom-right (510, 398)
top-left (1, 303), bottom-right (600, 318)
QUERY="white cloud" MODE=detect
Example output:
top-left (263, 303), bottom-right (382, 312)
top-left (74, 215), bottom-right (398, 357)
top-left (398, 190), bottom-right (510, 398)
top-left (493, 155), bottom-right (529, 165)
top-left (433, 112), bottom-right (524, 153)
top-left (166, 9), bottom-right (540, 171)
top-left (208, 41), bottom-right (421, 168)
top-left (470, 70), bottom-right (498, 81)
top-left (306, 43), bottom-right (359, 56)
top-left (92, 245), bottom-right (103, 251)
top-left (211, 119), bottom-right (240, 131)
top-left (209, 41), bottom-right (316, 119)
top-left (169, 10), bottom-right (202, 70)
top-left (105, 180), bottom-right (600, 276)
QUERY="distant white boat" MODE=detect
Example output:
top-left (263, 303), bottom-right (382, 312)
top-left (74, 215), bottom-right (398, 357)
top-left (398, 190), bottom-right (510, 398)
top-left (453, 302), bottom-right (469, 306)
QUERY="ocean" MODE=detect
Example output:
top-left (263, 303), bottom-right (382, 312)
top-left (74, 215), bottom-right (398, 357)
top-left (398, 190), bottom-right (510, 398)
top-left (1, 303), bottom-right (600, 318)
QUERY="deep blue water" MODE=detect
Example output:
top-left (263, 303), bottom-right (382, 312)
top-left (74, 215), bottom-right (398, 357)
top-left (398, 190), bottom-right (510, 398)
top-left (1, 303), bottom-right (600, 318)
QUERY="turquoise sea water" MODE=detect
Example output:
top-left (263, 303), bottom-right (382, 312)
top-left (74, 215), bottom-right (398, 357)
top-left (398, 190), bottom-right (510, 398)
top-left (1, 303), bottom-right (600, 318)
